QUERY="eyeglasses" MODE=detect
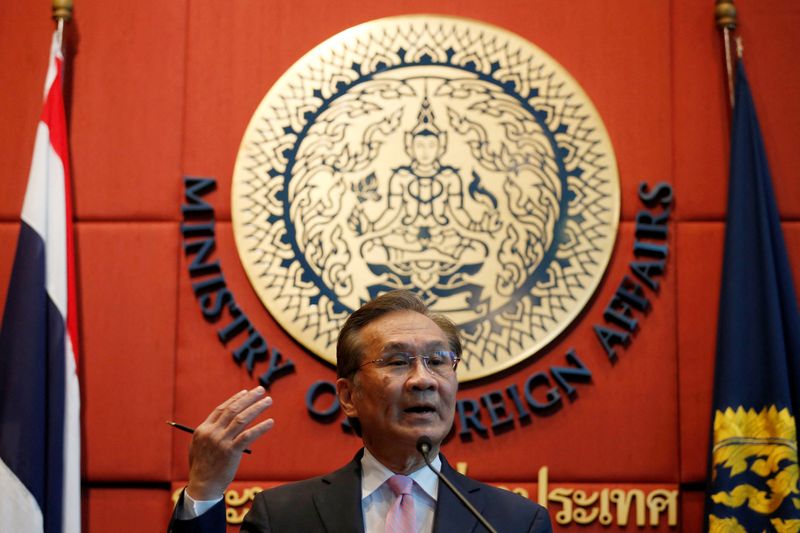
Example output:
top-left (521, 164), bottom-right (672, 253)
top-left (358, 351), bottom-right (460, 377)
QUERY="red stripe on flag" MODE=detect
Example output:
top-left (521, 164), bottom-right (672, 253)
top-left (41, 52), bottom-right (79, 367)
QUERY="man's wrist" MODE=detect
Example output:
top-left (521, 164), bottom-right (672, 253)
top-left (179, 487), bottom-right (224, 520)
top-left (186, 480), bottom-right (224, 502)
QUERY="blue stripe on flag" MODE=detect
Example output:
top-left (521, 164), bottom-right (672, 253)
top-left (0, 220), bottom-right (66, 532)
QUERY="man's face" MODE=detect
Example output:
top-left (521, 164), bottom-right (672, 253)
top-left (337, 310), bottom-right (457, 460)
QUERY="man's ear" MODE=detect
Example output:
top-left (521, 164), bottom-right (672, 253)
top-left (336, 377), bottom-right (359, 417)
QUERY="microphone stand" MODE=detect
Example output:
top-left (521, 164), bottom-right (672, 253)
top-left (417, 437), bottom-right (498, 533)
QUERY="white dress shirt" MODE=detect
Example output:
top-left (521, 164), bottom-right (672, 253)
top-left (360, 447), bottom-right (440, 533)
top-left (180, 448), bottom-right (442, 532)
top-left (179, 489), bottom-right (220, 520)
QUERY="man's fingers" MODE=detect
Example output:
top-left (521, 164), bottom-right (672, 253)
top-left (215, 386), bottom-right (267, 428)
top-left (223, 395), bottom-right (273, 439)
top-left (232, 418), bottom-right (275, 451)
top-left (206, 388), bottom-right (249, 425)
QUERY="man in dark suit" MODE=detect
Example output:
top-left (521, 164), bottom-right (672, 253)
top-left (170, 290), bottom-right (552, 532)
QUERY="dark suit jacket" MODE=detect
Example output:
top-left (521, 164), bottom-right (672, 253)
top-left (169, 451), bottom-right (552, 533)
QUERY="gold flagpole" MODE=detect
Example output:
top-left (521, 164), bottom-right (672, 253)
top-left (52, 0), bottom-right (73, 49)
top-left (715, 0), bottom-right (738, 109)
top-left (52, 0), bottom-right (73, 22)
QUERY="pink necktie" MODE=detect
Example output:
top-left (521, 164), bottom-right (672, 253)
top-left (385, 474), bottom-right (415, 533)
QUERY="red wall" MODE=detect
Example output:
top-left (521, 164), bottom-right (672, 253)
top-left (1, 1), bottom-right (799, 531)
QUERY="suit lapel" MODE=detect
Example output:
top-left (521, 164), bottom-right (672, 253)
top-left (313, 451), bottom-right (366, 533)
top-left (432, 456), bottom-right (485, 533)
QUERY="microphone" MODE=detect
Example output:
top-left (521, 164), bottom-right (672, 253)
top-left (416, 436), bottom-right (498, 533)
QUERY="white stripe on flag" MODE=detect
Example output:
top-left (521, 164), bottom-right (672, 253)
top-left (42, 32), bottom-right (60, 101)
top-left (63, 334), bottom-right (81, 533)
top-left (0, 458), bottom-right (44, 532)
top-left (20, 119), bottom-right (69, 321)
top-left (20, 122), bottom-right (51, 241)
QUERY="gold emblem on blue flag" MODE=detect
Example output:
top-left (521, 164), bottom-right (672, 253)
top-left (232, 16), bottom-right (620, 381)
top-left (709, 406), bottom-right (800, 532)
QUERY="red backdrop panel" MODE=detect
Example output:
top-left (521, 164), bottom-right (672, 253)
top-left (673, 0), bottom-right (800, 220)
top-left (676, 222), bottom-right (724, 484)
top-left (79, 223), bottom-right (178, 481)
top-left (69, 0), bottom-right (187, 221)
top-left (680, 490), bottom-right (705, 532)
top-left (0, 0), bottom-right (798, 530)
top-left (86, 488), bottom-right (172, 533)
top-left (0, 2), bottom-right (53, 220)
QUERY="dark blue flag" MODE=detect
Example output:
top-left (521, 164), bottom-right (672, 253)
top-left (706, 61), bottom-right (800, 532)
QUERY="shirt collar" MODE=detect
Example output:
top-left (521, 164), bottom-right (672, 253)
top-left (360, 447), bottom-right (441, 501)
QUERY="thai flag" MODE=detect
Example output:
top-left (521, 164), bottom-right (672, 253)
top-left (0, 29), bottom-right (81, 533)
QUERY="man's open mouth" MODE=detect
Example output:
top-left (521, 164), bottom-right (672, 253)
top-left (404, 405), bottom-right (436, 414)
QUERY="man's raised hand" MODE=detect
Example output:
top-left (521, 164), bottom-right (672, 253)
top-left (186, 387), bottom-right (274, 501)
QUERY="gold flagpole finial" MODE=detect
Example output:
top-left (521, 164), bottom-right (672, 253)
top-left (715, 0), bottom-right (738, 109)
top-left (715, 0), bottom-right (737, 30)
top-left (52, 0), bottom-right (73, 23)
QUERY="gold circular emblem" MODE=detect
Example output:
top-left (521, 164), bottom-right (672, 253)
top-left (232, 15), bottom-right (620, 382)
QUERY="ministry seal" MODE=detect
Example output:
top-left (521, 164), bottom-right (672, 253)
top-left (231, 15), bottom-right (620, 382)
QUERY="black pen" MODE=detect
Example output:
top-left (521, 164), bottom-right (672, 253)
top-left (167, 421), bottom-right (253, 454)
